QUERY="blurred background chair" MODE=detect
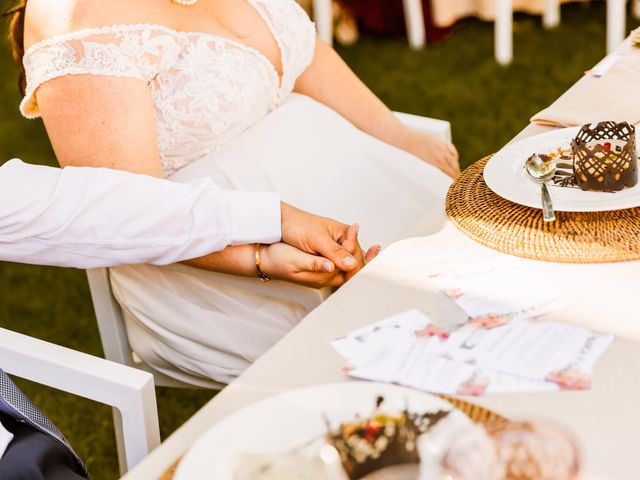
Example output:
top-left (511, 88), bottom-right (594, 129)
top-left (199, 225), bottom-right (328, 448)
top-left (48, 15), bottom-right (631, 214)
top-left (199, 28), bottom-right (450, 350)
top-left (313, 0), bottom-right (333, 45)
top-left (608, 0), bottom-right (626, 53)
top-left (607, 0), bottom-right (640, 53)
top-left (497, 0), bottom-right (640, 65)
top-left (0, 327), bottom-right (159, 476)
top-left (496, 0), bottom-right (561, 65)
top-left (313, 0), bottom-right (427, 48)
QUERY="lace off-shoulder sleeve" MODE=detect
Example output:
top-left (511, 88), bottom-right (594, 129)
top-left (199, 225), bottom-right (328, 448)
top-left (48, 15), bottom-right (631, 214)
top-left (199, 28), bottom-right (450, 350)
top-left (20, 25), bottom-right (181, 119)
top-left (250, 0), bottom-right (316, 99)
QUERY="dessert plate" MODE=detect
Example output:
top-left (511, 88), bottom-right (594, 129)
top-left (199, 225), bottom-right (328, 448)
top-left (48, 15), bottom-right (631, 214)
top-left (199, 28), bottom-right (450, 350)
top-left (174, 382), bottom-right (472, 480)
top-left (484, 127), bottom-right (640, 212)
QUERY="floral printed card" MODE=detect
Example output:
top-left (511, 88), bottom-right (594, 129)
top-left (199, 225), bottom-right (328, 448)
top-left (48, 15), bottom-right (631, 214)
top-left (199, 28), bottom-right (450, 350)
top-left (331, 310), bottom-right (614, 396)
top-left (436, 318), bottom-right (614, 389)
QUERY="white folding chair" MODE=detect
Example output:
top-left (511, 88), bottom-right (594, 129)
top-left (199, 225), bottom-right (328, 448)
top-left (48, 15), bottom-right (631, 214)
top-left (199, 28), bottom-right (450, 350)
top-left (497, 0), bottom-right (640, 65)
top-left (313, 0), bottom-right (427, 49)
top-left (313, 0), bottom-right (333, 46)
top-left (86, 268), bottom-right (198, 390)
top-left (495, 0), bottom-right (561, 65)
top-left (393, 111), bottom-right (452, 142)
top-left (0, 327), bottom-right (160, 476)
top-left (606, 0), bottom-right (637, 53)
top-left (403, 0), bottom-right (427, 49)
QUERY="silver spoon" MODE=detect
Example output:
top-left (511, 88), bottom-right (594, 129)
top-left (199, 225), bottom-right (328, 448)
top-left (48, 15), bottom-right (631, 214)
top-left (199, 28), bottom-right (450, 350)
top-left (524, 153), bottom-right (556, 222)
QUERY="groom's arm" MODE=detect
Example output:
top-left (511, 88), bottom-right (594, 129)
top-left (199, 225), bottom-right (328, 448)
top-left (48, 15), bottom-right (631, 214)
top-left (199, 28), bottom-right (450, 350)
top-left (0, 159), bottom-right (281, 268)
top-left (32, 66), bottom-right (367, 275)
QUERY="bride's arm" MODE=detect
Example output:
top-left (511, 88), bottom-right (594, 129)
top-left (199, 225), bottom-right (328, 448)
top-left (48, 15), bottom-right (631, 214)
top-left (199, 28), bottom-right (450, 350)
top-left (186, 223), bottom-right (376, 288)
top-left (293, 39), bottom-right (460, 178)
top-left (184, 242), bottom-right (345, 288)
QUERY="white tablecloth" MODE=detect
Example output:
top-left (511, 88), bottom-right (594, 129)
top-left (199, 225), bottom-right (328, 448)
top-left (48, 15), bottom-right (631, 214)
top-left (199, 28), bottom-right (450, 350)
top-left (122, 38), bottom-right (640, 480)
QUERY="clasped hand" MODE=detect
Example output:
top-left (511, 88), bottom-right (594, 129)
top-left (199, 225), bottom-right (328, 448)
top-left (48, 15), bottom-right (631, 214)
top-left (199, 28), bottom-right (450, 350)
top-left (261, 203), bottom-right (380, 289)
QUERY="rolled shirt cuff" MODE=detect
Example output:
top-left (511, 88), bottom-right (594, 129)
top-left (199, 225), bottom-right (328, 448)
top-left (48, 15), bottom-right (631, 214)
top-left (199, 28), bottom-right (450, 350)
top-left (228, 191), bottom-right (282, 245)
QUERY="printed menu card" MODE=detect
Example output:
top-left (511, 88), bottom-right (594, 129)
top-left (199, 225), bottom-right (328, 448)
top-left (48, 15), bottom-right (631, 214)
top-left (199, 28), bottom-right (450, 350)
top-left (331, 309), bottom-right (613, 396)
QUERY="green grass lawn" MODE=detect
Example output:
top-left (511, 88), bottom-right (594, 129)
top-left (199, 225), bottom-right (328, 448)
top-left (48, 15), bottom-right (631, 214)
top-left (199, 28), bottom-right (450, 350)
top-left (0, 3), bottom-right (637, 478)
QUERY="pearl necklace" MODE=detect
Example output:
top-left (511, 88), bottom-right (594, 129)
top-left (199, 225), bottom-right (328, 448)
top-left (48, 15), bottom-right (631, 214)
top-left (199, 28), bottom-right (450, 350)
top-left (172, 0), bottom-right (198, 5)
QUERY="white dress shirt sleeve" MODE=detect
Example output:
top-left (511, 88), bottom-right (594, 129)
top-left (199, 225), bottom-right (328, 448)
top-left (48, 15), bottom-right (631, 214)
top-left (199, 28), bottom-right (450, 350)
top-left (0, 159), bottom-right (281, 268)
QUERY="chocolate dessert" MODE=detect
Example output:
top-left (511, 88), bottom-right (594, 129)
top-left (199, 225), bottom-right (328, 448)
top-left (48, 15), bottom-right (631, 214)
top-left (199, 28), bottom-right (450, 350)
top-left (326, 396), bottom-right (449, 480)
top-left (571, 121), bottom-right (637, 192)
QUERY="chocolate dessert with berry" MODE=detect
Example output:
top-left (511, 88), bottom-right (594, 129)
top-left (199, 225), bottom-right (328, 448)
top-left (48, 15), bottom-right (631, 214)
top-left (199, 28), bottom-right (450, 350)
top-left (326, 396), bottom-right (449, 480)
top-left (572, 121), bottom-right (638, 192)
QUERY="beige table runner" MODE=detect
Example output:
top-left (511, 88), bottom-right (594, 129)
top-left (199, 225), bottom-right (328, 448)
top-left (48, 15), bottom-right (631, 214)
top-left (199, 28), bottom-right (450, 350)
top-left (531, 53), bottom-right (640, 127)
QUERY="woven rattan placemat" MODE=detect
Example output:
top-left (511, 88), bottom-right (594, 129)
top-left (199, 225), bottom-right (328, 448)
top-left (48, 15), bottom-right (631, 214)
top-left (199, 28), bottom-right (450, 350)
top-left (158, 396), bottom-right (506, 479)
top-left (446, 155), bottom-right (640, 263)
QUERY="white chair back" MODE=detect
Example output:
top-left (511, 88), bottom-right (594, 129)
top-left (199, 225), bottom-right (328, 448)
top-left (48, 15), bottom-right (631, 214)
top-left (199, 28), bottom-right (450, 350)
top-left (496, 0), bottom-right (640, 65)
top-left (313, 0), bottom-right (426, 49)
top-left (86, 268), bottom-right (200, 389)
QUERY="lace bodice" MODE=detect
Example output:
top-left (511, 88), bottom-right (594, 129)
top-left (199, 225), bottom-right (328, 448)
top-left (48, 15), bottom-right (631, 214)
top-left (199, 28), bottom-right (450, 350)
top-left (20, 0), bottom-right (315, 176)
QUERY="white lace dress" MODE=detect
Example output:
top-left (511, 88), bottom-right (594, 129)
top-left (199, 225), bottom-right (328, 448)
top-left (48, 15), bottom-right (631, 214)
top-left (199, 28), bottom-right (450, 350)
top-left (21, 0), bottom-right (451, 387)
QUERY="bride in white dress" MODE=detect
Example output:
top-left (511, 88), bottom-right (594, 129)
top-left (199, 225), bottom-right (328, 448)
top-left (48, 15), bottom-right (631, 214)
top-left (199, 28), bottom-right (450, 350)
top-left (12, 0), bottom-right (459, 387)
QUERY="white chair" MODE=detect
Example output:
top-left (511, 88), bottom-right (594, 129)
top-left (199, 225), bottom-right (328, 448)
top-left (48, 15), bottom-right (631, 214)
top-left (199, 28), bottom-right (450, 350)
top-left (0, 327), bottom-right (160, 476)
top-left (313, 0), bottom-right (333, 46)
top-left (607, 0), bottom-right (640, 53)
top-left (86, 268), bottom-right (208, 389)
top-left (313, 0), bottom-right (427, 49)
top-left (495, 0), bottom-right (561, 65)
top-left (608, 0), bottom-right (626, 53)
top-left (497, 0), bottom-right (640, 65)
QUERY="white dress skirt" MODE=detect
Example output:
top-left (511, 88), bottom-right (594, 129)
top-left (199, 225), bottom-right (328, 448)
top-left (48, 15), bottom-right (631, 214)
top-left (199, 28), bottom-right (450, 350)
top-left (109, 94), bottom-right (452, 387)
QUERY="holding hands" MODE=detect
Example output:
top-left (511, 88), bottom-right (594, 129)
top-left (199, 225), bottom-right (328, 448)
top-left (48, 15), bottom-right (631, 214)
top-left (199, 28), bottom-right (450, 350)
top-left (183, 202), bottom-right (378, 289)
top-left (261, 223), bottom-right (377, 289)
top-left (269, 203), bottom-right (380, 288)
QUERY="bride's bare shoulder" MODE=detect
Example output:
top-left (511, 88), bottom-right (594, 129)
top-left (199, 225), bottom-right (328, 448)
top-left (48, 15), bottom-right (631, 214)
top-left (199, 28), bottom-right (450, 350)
top-left (24, 0), bottom-right (136, 47)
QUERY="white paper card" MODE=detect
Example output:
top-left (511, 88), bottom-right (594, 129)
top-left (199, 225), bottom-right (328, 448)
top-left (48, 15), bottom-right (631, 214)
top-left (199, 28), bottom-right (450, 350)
top-left (440, 319), bottom-right (615, 387)
top-left (429, 257), bottom-right (570, 324)
top-left (331, 310), bottom-right (614, 396)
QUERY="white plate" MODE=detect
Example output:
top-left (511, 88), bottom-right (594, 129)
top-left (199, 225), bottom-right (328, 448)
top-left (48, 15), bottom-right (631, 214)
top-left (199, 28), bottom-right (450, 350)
top-left (484, 127), bottom-right (640, 212)
top-left (174, 382), bottom-right (472, 480)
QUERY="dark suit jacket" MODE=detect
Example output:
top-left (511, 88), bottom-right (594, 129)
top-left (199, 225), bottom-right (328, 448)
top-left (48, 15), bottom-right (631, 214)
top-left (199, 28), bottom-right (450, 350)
top-left (0, 370), bottom-right (88, 479)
